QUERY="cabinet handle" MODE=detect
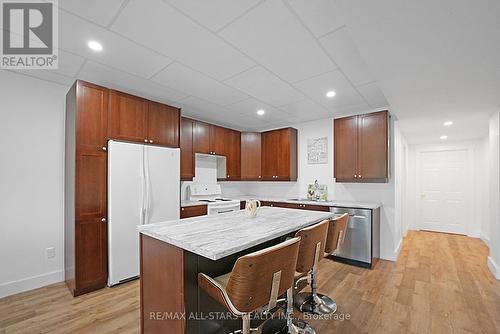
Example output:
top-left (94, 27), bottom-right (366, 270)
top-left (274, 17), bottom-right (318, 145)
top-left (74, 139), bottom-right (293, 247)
top-left (259, 176), bottom-right (261, 178)
top-left (149, 140), bottom-right (153, 143)
top-left (359, 175), bottom-right (362, 178)
top-left (354, 174), bottom-right (357, 178)
top-left (181, 208), bottom-right (185, 211)
top-left (144, 139), bottom-right (148, 143)
top-left (227, 175), bottom-right (230, 178)
top-left (102, 146), bottom-right (107, 151)
top-left (101, 218), bottom-right (106, 222)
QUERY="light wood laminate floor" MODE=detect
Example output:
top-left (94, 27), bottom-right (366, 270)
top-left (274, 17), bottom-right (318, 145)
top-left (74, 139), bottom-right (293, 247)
top-left (1, 231), bottom-right (499, 334)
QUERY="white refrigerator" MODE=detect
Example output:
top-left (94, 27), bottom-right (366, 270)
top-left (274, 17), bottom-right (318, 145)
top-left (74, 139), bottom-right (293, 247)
top-left (107, 140), bottom-right (180, 286)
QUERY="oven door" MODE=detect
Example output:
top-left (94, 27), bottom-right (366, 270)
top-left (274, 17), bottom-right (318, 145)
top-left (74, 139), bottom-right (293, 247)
top-left (208, 203), bottom-right (240, 215)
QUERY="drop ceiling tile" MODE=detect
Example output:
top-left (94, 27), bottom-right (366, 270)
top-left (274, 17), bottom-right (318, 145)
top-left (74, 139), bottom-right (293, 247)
top-left (285, 0), bottom-right (344, 37)
top-left (60, 11), bottom-right (172, 79)
top-left (78, 61), bottom-right (188, 103)
top-left (176, 96), bottom-right (231, 116)
top-left (57, 0), bottom-right (126, 27)
top-left (293, 70), bottom-right (367, 111)
top-left (111, 0), bottom-right (255, 80)
top-left (334, 103), bottom-right (372, 117)
top-left (224, 66), bottom-right (305, 107)
top-left (164, 0), bottom-right (261, 31)
top-left (226, 98), bottom-right (291, 123)
top-left (320, 27), bottom-right (374, 86)
top-left (357, 82), bottom-right (389, 109)
top-left (219, 0), bottom-right (336, 83)
top-left (279, 99), bottom-right (330, 118)
top-left (9, 70), bottom-right (75, 86)
top-left (152, 62), bottom-right (249, 106)
top-left (56, 50), bottom-right (86, 77)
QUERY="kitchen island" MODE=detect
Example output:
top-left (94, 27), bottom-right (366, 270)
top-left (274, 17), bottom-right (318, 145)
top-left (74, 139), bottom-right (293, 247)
top-left (138, 206), bottom-right (334, 334)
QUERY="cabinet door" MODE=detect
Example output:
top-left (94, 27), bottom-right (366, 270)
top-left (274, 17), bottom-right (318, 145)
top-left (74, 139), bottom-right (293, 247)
top-left (211, 125), bottom-right (227, 156)
top-left (226, 130), bottom-right (241, 180)
top-left (194, 121), bottom-right (210, 154)
top-left (148, 102), bottom-right (180, 147)
top-left (75, 218), bottom-right (107, 290)
top-left (180, 117), bottom-right (195, 180)
top-left (75, 150), bottom-right (107, 220)
top-left (261, 131), bottom-right (277, 180)
top-left (241, 132), bottom-right (261, 180)
top-left (334, 116), bottom-right (359, 181)
top-left (108, 91), bottom-right (148, 143)
top-left (180, 205), bottom-right (207, 219)
top-left (76, 82), bottom-right (108, 150)
top-left (358, 111), bottom-right (388, 181)
top-left (276, 128), bottom-right (296, 180)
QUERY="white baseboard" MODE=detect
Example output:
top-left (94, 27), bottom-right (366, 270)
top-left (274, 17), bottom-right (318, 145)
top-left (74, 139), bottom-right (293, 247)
top-left (480, 233), bottom-right (490, 247)
top-left (487, 256), bottom-right (500, 280)
top-left (0, 270), bottom-right (64, 299)
top-left (380, 238), bottom-right (403, 262)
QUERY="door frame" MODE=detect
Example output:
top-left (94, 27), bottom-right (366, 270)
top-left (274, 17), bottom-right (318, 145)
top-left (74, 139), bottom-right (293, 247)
top-left (415, 143), bottom-right (475, 235)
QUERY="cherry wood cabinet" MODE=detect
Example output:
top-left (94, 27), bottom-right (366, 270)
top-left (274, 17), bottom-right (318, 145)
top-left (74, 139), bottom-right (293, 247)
top-left (193, 121), bottom-right (211, 154)
top-left (180, 205), bottom-right (207, 218)
top-left (108, 91), bottom-right (148, 143)
top-left (66, 81), bottom-right (109, 296)
top-left (260, 201), bottom-right (330, 212)
top-left (109, 90), bottom-right (180, 147)
top-left (225, 129), bottom-right (241, 180)
top-left (148, 101), bottom-right (180, 147)
top-left (66, 81), bottom-right (182, 297)
top-left (334, 110), bottom-right (389, 183)
top-left (261, 128), bottom-right (298, 181)
top-left (180, 117), bottom-right (195, 181)
top-left (241, 132), bottom-right (262, 180)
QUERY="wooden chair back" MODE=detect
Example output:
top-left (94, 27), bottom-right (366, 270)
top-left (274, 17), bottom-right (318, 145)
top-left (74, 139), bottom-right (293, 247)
top-left (325, 213), bottom-right (349, 254)
top-left (226, 237), bottom-right (301, 313)
top-left (294, 220), bottom-right (329, 273)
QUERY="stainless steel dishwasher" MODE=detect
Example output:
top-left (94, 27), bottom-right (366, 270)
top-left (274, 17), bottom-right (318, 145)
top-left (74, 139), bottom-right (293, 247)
top-left (330, 206), bottom-right (380, 268)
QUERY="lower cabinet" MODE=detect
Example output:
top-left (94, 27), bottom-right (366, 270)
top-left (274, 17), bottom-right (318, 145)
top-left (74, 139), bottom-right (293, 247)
top-left (261, 201), bottom-right (330, 212)
top-left (180, 205), bottom-right (208, 219)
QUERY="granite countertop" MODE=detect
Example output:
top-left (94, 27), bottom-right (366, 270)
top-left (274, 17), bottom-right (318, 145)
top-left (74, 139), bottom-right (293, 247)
top-left (180, 200), bottom-right (208, 207)
top-left (138, 206), bottom-right (334, 260)
top-left (233, 195), bottom-right (381, 210)
top-left (181, 196), bottom-right (380, 209)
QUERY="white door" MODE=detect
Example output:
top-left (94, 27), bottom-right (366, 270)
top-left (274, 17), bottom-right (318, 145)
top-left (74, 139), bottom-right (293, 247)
top-left (108, 141), bottom-right (144, 286)
top-left (144, 145), bottom-right (180, 224)
top-left (417, 149), bottom-right (469, 234)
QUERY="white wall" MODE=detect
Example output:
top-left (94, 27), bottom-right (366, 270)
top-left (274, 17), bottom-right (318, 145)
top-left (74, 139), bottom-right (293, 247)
top-left (0, 71), bottom-right (67, 297)
top-left (218, 115), bottom-right (405, 261)
top-left (488, 110), bottom-right (500, 279)
top-left (406, 140), bottom-right (489, 238)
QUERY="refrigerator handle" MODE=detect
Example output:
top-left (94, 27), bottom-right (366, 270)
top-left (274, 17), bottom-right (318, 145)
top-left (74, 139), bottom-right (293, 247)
top-left (140, 146), bottom-right (147, 225)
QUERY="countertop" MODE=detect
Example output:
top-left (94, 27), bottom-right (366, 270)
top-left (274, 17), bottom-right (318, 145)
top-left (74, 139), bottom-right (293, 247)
top-left (181, 196), bottom-right (380, 209)
top-left (138, 206), bottom-right (334, 260)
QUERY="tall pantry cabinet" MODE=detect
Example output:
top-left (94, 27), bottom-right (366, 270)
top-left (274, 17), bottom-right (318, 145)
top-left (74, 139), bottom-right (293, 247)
top-left (65, 81), bottom-right (108, 296)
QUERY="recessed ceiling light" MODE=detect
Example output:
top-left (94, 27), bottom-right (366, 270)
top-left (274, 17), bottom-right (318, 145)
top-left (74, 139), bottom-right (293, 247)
top-left (443, 121), bottom-right (453, 126)
top-left (326, 91), bottom-right (336, 98)
top-left (87, 40), bottom-right (103, 52)
top-left (440, 135), bottom-right (448, 140)
top-left (257, 109), bottom-right (265, 116)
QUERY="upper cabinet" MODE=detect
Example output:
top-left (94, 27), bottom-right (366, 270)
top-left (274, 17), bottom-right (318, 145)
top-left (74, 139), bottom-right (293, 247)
top-left (334, 110), bottom-right (389, 183)
top-left (109, 90), bottom-right (180, 147)
top-left (261, 128), bottom-right (298, 181)
top-left (226, 129), bottom-right (241, 181)
top-left (194, 121), bottom-right (211, 154)
top-left (109, 91), bottom-right (148, 143)
top-left (180, 117), bottom-right (195, 181)
top-left (148, 101), bottom-right (180, 147)
top-left (241, 132), bottom-right (262, 180)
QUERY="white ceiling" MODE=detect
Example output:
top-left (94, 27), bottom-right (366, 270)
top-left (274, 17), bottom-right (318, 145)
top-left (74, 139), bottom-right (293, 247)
top-left (4, 0), bottom-right (498, 141)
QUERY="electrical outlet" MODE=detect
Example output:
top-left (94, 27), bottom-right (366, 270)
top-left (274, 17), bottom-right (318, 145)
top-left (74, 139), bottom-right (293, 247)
top-left (46, 247), bottom-right (55, 259)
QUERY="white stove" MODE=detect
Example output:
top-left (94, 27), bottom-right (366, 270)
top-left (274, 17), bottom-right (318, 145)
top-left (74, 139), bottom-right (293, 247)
top-left (187, 184), bottom-right (241, 215)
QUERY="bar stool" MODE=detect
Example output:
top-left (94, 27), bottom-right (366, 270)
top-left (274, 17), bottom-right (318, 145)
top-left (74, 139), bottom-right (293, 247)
top-left (198, 237), bottom-right (301, 334)
top-left (294, 213), bottom-right (349, 315)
